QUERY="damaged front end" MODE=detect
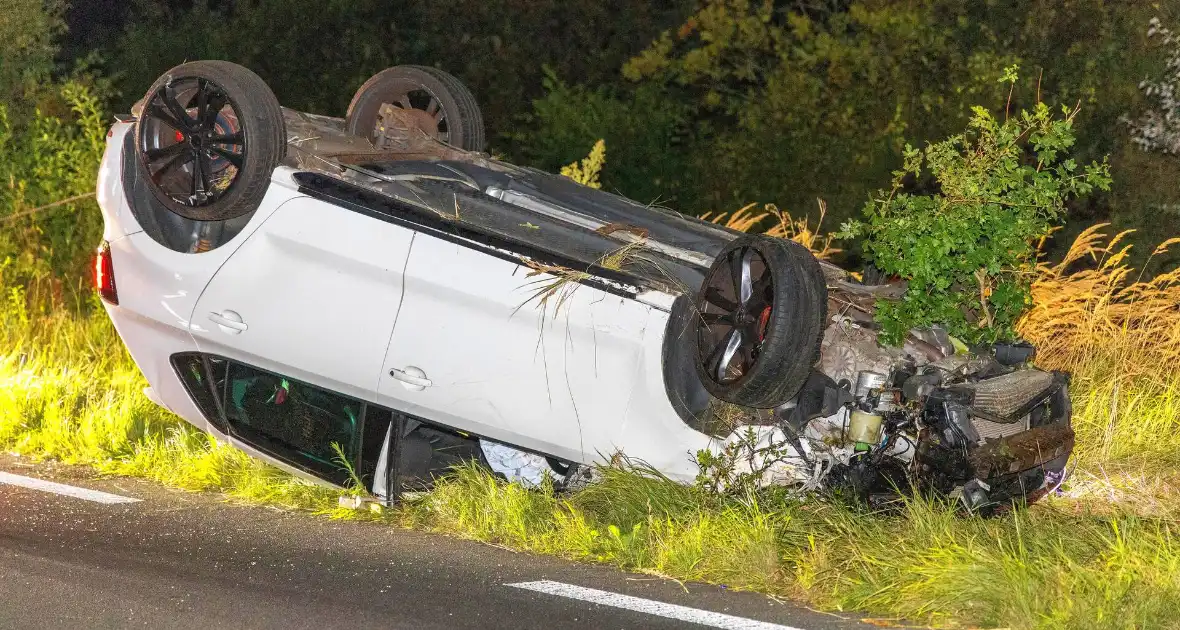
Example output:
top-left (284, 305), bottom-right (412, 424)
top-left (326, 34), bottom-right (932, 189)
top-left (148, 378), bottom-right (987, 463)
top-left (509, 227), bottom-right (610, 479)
top-left (727, 278), bottom-right (1074, 513)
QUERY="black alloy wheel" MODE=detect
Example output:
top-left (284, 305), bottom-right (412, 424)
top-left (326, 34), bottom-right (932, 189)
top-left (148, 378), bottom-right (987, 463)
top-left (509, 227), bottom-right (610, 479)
top-left (139, 77), bottom-right (245, 208)
top-left (134, 60), bottom-right (286, 222)
top-left (691, 235), bottom-right (828, 409)
top-left (697, 245), bottom-right (775, 385)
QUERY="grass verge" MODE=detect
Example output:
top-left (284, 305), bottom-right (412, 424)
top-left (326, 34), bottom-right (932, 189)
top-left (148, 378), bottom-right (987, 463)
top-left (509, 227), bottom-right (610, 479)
top-left (3, 303), bottom-right (1180, 629)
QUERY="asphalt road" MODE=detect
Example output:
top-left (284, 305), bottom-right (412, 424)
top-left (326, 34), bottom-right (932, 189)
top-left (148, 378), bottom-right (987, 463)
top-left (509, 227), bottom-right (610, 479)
top-left (0, 456), bottom-right (887, 630)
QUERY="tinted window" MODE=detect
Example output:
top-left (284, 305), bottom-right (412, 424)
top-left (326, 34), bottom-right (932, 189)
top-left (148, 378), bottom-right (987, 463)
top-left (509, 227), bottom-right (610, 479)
top-left (171, 353), bottom-right (229, 431)
top-left (223, 362), bottom-right (363, 485)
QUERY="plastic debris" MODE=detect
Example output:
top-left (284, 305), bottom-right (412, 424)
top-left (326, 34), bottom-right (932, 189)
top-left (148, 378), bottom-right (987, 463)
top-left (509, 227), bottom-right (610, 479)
top-left (479, 440), bottom-right (563, 487)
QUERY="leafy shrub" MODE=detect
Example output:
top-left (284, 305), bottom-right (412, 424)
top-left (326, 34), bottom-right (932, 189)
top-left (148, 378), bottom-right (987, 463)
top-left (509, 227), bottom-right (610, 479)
top-left (559, 139), bottom-right (606, 189)
top-left (840, 97), bottom-right (1111, 345)
top-left (511, 70), bottom-right (692, 205)
top-left (0, 82), bottom-right (107, 311)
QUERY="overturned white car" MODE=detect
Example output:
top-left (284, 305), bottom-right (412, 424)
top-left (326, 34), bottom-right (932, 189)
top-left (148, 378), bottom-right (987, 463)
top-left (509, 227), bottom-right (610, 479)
top-left (94, 61), bottom-right (1072, 512)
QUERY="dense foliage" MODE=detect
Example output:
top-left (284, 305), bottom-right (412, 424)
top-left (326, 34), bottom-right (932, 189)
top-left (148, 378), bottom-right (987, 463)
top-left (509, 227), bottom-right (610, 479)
top-left (518, 0), bottom-right (1178, 269)
top-left (35, 0), bottom-right (1175, 270)
top-left (1126, 17), bottom-right (1180, 156)
top-left (841, 97), bottom-right (1112, 344)
top-left (106, 0), bottom-right (692, 139)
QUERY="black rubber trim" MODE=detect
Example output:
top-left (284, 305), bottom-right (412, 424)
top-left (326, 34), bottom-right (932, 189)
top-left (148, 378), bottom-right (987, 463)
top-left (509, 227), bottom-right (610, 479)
top-left (661, 295), bottom-right (715, 433)
top-left (292, 171), bottom-right (644, 301)
top-left (169, 352), bottom-right (226, 432)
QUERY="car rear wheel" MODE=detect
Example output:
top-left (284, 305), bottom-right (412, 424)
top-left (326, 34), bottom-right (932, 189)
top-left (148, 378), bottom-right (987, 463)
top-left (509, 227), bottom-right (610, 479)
top-left (692, 236), bottom-right (828, 408)
top-left (134, 60), bottom-right (286, 222)
top-left (345, 65), bottom-right (486, 152)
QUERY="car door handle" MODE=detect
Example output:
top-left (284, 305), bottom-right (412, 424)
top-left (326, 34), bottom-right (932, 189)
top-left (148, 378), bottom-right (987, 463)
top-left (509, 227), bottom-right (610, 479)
top-left (208, 310), bottom-right (248, 334)
top-left (390, 367), bottom-right (432, 390)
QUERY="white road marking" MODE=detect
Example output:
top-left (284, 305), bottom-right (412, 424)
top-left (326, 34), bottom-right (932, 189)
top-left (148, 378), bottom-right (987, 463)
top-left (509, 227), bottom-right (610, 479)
top-left (0, 471), bottom-right (141, 504)
top-left (507, 580), bottom-right (808, 630)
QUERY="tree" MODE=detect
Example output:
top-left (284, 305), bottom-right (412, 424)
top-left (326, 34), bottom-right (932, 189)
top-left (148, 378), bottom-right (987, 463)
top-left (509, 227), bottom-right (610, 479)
top-left (0, 0), bottom-right (67, 118)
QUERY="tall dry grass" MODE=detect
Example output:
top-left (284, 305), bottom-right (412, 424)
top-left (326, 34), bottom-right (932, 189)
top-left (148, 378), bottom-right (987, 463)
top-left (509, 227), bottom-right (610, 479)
top-left (702, 199), bottom-right (842, 260)
top-left (1017, 223), bottom-right (1180, 379)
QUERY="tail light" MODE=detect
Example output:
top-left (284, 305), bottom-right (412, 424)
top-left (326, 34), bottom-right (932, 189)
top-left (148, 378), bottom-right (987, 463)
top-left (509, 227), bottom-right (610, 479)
top-left (95, 241), bottom-right (118, 304)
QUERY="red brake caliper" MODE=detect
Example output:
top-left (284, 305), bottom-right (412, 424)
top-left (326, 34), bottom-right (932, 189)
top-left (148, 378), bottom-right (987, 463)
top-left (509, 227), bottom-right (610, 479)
top-left (757, 306), bottom-right (772, 342)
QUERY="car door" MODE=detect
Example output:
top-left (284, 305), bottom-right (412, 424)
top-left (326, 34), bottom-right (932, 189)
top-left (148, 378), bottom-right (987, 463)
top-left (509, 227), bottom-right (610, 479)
top-left (190, 196), bottom-right (414, 402)
top-left (373, 232), bottom-right (649, 464)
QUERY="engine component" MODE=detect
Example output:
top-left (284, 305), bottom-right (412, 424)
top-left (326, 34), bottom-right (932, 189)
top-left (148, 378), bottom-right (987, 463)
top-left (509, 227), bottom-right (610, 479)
top-left (994, 341), bottom-right (1036, 366)
top-left (854, 370), bottom-right (888, 398)
top-left (971, 415), bottom-right (1030, 441)
top-left (902, 370), bottom-right (943, 401)
top-left (963, 370), bottom-right (1055, 422)
top-left (848, 410), bottom-right (884, 447)
top-left (776, 370), bottom-right (855, 432)
top-left (968, 422), bottom-right (1075, 478)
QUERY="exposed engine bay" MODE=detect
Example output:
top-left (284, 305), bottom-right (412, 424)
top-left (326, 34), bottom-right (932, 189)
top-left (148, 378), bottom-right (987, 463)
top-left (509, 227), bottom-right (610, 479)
top-left (724, 277), bottom-right (1074, 513)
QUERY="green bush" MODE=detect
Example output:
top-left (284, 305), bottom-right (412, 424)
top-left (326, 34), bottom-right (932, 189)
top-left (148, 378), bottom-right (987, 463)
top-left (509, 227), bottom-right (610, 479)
top-left (0, 81), bottom-right (107, 311)
top-left (840, 95), bottom-right (1112, 345)
top-left (511, 69), bottom-right (692, 205)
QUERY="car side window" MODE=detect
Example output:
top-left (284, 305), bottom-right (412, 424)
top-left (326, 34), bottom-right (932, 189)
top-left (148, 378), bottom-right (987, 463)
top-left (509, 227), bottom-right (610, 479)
top-left (223, 362), bottom-right (363, 485)
top-left (171, 353), bottom-right (229, 433)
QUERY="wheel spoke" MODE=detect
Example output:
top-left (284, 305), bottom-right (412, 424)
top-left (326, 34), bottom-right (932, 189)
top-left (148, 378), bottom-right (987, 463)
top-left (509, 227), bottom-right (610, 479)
top-left (159, 87), bottom-right (194, 132)
top-left (150, 149), bottom-right (193, 184)
top-left (144, 142), bottom-right (186, 162)
top-left (426, 97), bottom-right (441, 117)
top-left (201, 91), bottom-right (227, 130)
top-left (208, 132), bottom-right (244, 145)
top-left (700, 311), bottom-right (731, 326)
top-left (146, 104), bottom-right (185, 132)
top-left (703, 286), bottom-right (738, 312)
top-left (397, 95), bottom-right (412, 109)
top-left (715, 328), bottom-right (743, 381)
top-left (704, 328), bottom-right (735, 378)
top-left (195, 79), bottom-right (210, 129)
top-left (731, 248), bottom-right (753, 307)
top-left (208, 145), bottom-right (244, 169)
top-left (190, 152), bottom-right (209, 201)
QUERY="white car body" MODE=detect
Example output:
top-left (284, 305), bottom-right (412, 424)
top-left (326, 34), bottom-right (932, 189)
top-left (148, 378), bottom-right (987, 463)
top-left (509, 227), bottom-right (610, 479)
top-left (97, 119), bottom-right (769, 487)
top-left (98, 84), bottom-right (1074, 511)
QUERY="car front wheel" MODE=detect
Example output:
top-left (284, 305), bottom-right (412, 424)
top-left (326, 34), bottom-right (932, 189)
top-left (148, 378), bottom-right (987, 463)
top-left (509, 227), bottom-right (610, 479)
top-left (691, 235), bottom-right (828, 409)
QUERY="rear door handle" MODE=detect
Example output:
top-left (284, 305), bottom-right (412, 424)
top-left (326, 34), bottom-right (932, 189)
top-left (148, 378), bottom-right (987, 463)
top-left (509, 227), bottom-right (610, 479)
top-left (390, 367), bottom-right (432, 390)
top-left (208, 310), bottom-right (248, 334)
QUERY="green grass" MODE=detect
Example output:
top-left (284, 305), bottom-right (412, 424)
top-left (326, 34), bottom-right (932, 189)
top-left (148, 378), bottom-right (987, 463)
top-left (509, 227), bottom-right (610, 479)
top-left (3, 304), bottom-right (1180, 629)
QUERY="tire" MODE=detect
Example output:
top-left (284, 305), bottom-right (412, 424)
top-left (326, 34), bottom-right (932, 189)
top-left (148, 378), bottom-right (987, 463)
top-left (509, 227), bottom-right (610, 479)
top-left (134, 60), bottom-right (285, 222)
top-left (345, 65), bottom-right (486, 152)
top-left (691, 236), bottom-right (828, 408)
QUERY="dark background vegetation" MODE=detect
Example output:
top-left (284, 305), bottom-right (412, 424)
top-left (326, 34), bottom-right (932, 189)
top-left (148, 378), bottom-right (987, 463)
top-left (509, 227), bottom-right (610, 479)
top-left (6, 0), bottom-right (1180, 270)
